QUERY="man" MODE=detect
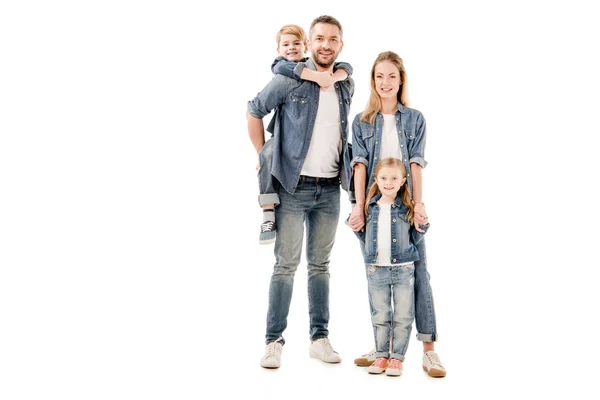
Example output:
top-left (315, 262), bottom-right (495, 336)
top-left (247, 15), bottom-right (354, 369)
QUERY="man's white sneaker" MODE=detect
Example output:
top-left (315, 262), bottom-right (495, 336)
top-left (260, 339), bottom-right (283, 369)
top-left (354, 348), bottom-right (376, 366)
top-left (422, 351), bottom-right (446, 377)
top-left (309, 338), bottom-right (342, 363)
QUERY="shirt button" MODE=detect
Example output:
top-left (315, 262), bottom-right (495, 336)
top-left (392, 218), bottom-right (397, 222)
top-left (392, 204), bottom-right (396, 208)
top-left (393, 238), bottom-right (397, 243)
top-left (400, 144), bottom-right (403, 147)
top-left (393, 258), bottom-right (397, 262)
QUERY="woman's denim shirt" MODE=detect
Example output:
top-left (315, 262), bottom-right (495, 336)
top-left (356, 193), bottom-right (428, 265)
top-left (248, 59), bottom-right (355, 194)
top-left (350, 104), bottom-right (427, 199)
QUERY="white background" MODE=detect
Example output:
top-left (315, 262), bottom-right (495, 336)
top-left (1, 1), bottom-right (599, 399)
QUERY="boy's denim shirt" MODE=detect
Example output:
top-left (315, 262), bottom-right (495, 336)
top-left (248, 58), bottom-right (355, 194)
top-left (349, 103), bottom-right (427, 200)
top-left (356, 193), bottom-right (428, 265)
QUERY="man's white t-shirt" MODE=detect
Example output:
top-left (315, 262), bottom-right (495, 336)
top-left (301, 86), bottom-right (341, 177)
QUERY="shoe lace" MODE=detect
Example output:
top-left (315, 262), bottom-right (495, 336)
top-left (266, 340), bottom-right (281, 356)
top-left (388, 358), bottom-right (401, 368)
top-left (318, 338), bottom-right (335, 355)
top-left (261, 221), bottom-right (275, 231)
top-left (426, 352), bottom-right (441, 367)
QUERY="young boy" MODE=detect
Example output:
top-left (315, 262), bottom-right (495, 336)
top-left (257, 24), bottom-right (353, 244)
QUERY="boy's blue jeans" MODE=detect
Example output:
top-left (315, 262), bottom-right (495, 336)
top-left (265, 179), bottom-right (340, 344)
top-left (257, 138), bottom-right (279, 207)
top-left (367, 263), bottom-right (415, 360)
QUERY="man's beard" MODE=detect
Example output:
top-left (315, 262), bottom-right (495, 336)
top-left (313, 51), bottom-right (337, 69)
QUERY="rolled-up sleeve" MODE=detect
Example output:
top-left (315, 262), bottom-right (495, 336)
top-left (333, 61), bottom-right (353, 76)
top-left (408, 112), bottom-right (428, 168)
top-left (350, 114), bottom-right (369, 170)
top-left (247, 75), bottom-right (287, 119)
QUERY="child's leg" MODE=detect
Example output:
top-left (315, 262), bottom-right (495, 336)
top-left (366, 265), bottom-right (392, 359)
top-left (258, 138), bottom-right (279, 244)
top-left (389, 263), bottom-right (415, 362)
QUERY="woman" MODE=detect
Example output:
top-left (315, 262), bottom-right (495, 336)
top-left (349, 51), bottom-right (446, 377)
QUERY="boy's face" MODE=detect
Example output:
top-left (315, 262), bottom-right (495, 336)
top-left (277, 34), bottom-right (307, 62)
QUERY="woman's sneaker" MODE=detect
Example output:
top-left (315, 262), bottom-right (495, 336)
top-left (354, 348), bottom-right (376, 367)
top-left (422, 351), bottom-right (446, 377)
top-left (367, 357), bottom-right (389, 374)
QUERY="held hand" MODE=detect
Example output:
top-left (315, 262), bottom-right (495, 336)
top-left (413, 203), bottom-right (428, 233)
top-left (349, 203), bottom-right (365, 232)
top-left (315, 71), bottom-right (335, 88)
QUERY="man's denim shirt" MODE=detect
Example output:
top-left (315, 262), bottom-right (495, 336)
top-left (356, 193), bottom-right (428, 265)
top-left (265, 57), bottom-right (353, 135)
top-left (248, 58), bottom-right (355, 194)
top-left (350, 103), bottom-right (427, 199)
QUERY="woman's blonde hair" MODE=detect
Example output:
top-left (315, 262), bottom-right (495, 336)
top-left (361, 51), bottom-right (410, 125)
top-left (364, 157), bottom-right (414, 224)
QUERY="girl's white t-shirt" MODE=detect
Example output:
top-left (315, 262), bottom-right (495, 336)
top-left (376, 201), bottom-right (412, 266)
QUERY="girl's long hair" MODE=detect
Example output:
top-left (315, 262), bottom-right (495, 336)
top-left (364, 157), bottom-right (414, 224)
top-left (361, 51), bottom-right (410, 125)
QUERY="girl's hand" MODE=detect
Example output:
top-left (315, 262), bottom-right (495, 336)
top-left (414, 202), bottom-right (428, 233)
top-left (349, 203), bottom-right (365, 232)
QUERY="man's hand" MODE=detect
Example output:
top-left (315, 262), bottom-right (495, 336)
top-left (349, 203), bottom-right (365, 232)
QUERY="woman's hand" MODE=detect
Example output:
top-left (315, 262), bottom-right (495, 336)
top-left (414, 202), bottom-right (429, 233)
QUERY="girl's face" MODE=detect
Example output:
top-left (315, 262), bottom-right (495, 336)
top-left (374, 60), bottom-right (401, 101)
top-left (376, 166), bottom-right (406, 197)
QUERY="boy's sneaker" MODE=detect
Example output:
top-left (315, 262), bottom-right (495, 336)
top-left (309, 338), bottom-right (341, 363)
top-left (385, 358), bottom-right (403, 376)
top-left (259, 220), bottom-right (276, 245)
top-left (367, 357), bottom-right (389, 374)
top-left (354, 348), bottom-right (376, 367)
top-left (260, 339), bottom-right (283, 369)
top-left (422, 351), bottom-right (446, 377)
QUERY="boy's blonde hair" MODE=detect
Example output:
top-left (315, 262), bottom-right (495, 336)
top-left (276, 24), bottom-right (307, 44)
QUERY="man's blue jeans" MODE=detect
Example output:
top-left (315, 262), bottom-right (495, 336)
top-left (265, 178), bottom-right (340, 344)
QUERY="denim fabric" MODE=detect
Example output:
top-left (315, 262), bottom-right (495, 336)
top-left (270, 56), bottom-right (354, 79)
top-left (350, 104), bottom-right (437, 342)
top-left (350, 103), bottom-right (427, 197)
top-left (367, 263), bottom-right (415, 360)
top-left (265, 180), bottom-right (340, 344)
top-left (266, 57), bottom-right (353, 135)
top-left (257, 138), bottom-right (279, 206)
top-left (248, 59), bottom-right (354, 194)
top-left (355, 193), bottom-right (427, 265)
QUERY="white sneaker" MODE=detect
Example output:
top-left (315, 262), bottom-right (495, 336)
top-left (354, 348), bottom-right (376, 366)
top-left (260, 339), bottom-right (283, 369)
top-left (422, 351), bottom-right (446, 377)
top-left (309, 338), bottom-right (342, 363)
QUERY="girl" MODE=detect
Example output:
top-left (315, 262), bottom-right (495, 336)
top-left (349, 51), bottom-right (446, 377)
top-left (357, 157), bottom-right (427, 376)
